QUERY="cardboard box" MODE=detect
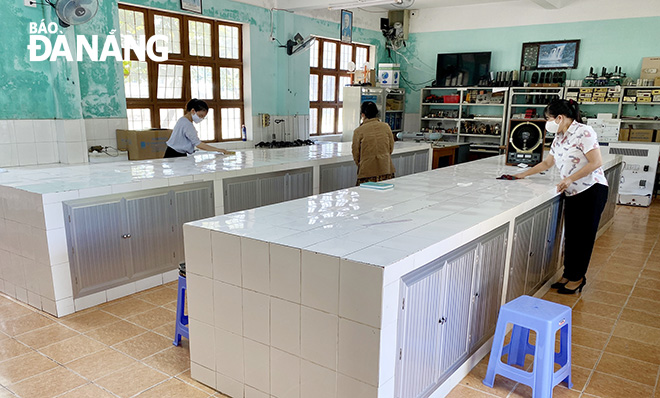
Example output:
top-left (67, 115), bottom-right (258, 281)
top-left (629, 129), bottom-right (654, 142)
top-left (655, 77), bottom-right (660, 86)
top-left (641, 57), bottom-right (660, 80)
top-left (116, 129), bottom-right (172, 160)
top-left (619, 128), bottom-right (630, 141)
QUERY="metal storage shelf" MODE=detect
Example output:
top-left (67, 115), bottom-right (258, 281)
top-left (461, 134), bottom-right (501, 138)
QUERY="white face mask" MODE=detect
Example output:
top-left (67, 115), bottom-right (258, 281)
top-left (545, 118), bottom-right (561, 134)
top-left (192, 112), bottom-right (204, 124)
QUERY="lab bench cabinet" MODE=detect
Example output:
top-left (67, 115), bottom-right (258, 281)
top-left (506, 197), bottom-right (563, 302)
top-left (395, 225), bottom-right (508, 398)
top-left (64, 182), bottom-right (215, 298)
top-left (222, 168), bottom-right (313, 213)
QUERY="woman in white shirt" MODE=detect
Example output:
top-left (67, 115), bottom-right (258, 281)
top-left (513, 99), bottom-right (608, 294)
top-left (164, 99), bottom-right (232, 158)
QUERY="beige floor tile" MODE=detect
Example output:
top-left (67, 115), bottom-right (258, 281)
top-left (60, 310), bottom-right (121, 333)
top-left (571, 312), bottom-right (616, 334)
top-left (636, 277), bottom-right (660, 291)
top-left (137, 287), bottom-right (178, 307)
top-left (95, 362), bottom-right (168, 398)
top-left (6, 366), bottom-right (86, 398)
top-left (0, 386), bottom-right (15, 398)
top-left (589, 280), bottom-right (634, 296)
top-left (135, 377), bottom-right (210, 398)
top-left (0, 338), bottom-right (31, 362)
top-left (583, 371), bottom-right (654, 397)
top-left (579, 290), bottom-right (628, 307)
top-left (540, 291), bottom-right (579, 307)
top-left (125, 307), bottom-right (176, 330)
top-left (66, 348), bottom-right (137, 381)
top-left (457, 361), bottom-right (516, 397)
top-left (599, 264), bottom-right (644, 276)
top-left (39, 334), bottom-right (106, 364)
top-left (85, 320), bottom-right (147, 346)
top-left (175, 370), bottom-right (218, 395)
top-left (143, 346), bottom-right (191, 376)
top-left (113, 331), bottom-right (172, 360)
top-left (592, 270), bottom-right (639, 286)
top-left (101, 298), bottom-right (157, 319)
top-left (0, 351), bottom-right (58, 385)
top-left (640, 268), bottom-right (660, 280)
top-left (152, 321), bottom-right (176, 339)
top-left (605, 336), bottom-right (660, 365)
top-left (447, 385), bottom-right (499, 397)
top-left (619, 307), bottom-right (660, 329)
top-left (0, 312), bottom-right (54, 337)
top-left (606, 256), bottom-right (647, 269)
top-left (508, 384), bottom-right (579, 398)
top-left (612, 320), bottom-right (660, 347)
top-left (0, 301), bottom-right (34, 320)
top-left (594, 352), bottom-right (659, 386)
top-left (572, 300), bottom-right (621, 318)
top-left (571, 345), bottom-right (601, 369)
top-left (567, 365), bottom-right (591, 392)
top-left (625, 296), bottom-right (660, 315)
top-left (630, 286), bottom-right (660, 302)
top-left (571, 327), bottom-right (609, 351)
top-left (58, 383), bottom-right (116, 398)
top-left (15, 323), bottom-right (79, 349)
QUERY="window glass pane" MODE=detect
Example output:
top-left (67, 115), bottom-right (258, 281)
top-left (355, 46), bottom-right (368, 69)
top-left (338, 76), bottom-right (351, 102)
top-left (310, 74), bottom-right (319, 102)
top-left (310, 40), bottom-right (319, 68)
top-left (339, 44), bottom-right (353, 70)
top-left (124, 61), bottom-right (149, 99)
top-left (118, 9), bottom-right (146, 46)
top-left (127, 108), bottom-right (151, 130)
top-left (218, 25), bottom-right (239, 59)
top-left (338, 108), bottom-right (343, 133)
top-left (322, 75), bottom-right (336, 102)
top-left (321, 108), bottom-right (335, 134)
top-left (188, 20), bottom-right (212, 57)
top-left (221, 108), bottom-right (242, 140)
top-left (309, 108), bottom-right (318, 135)
top-left (157, 64), bottom-right (184, 99)
top-left (198, 108), bottom-right (215, 141)
top-left (159, 108), bottom-right (184, 129)
top-left (323, 42), bottom-right (337, 69)
top-left (154, 15), bottom-right (181, 54)
top-left (219, 67), bottom-right (241, 100)
top-left (191, 66), bottom-right (213, 99)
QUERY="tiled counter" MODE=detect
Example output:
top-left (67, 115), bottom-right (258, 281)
top-left (0, 142), bottom-right (431, 317)
top-left (183, 151), bottom-right (621, 398)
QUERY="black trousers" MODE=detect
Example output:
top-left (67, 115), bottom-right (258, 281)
top-left (562, 183), bottom-right (609, 281)
top-left (164, 146), bottom-right (187, 158)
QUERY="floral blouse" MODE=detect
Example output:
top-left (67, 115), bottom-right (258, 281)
top-left (549, 120), bottom-right (608, 196)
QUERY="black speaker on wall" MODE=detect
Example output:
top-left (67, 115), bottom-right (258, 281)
top-left (506, 120), bottom-right (545, 166)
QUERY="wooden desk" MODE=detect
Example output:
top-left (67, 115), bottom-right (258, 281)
top-left (432, 146), bottom-right (456, 169)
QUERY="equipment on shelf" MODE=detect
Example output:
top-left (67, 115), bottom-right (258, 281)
top-left (506, 120), bottom-right (545, 166)
top-left (606, 142), bottom-right (660, 207)
top-left (396, 131), bottom-right (443, 142)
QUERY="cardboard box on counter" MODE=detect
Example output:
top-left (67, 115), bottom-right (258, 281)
top-left (641, 57), bottom-right (660, 80)
top-left (116, 129), bottom-right (172, 160)
top-left (628, 128), bottom-right (655, 142)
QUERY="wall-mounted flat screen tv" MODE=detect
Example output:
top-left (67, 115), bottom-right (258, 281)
top-left (435, 52), bottom-right (491, 87)
top-left (521, 40), bottom-right (580, 70)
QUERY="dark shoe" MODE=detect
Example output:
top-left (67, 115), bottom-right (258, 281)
top-left (557, 278), bottom-right (586, 294)
top-left (550, 279), bottom-right (568, 289)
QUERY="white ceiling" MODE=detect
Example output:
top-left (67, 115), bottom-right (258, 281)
top-left (275, 0), bottom-right (570, 11)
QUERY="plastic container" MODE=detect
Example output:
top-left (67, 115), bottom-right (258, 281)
top-left (443, 95), bottom-right (460, 103)
top-left (378, 63), bottom-right (400, 88)
top-left (241, 125), bottom-right (247, 141)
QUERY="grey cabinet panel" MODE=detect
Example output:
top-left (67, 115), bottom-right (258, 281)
top-left (260, 174), bottom-right (287, 207)
top-left (174, 186), bottom-right (214, 265)
top-left (287, 169), bottom-right (313, 200)
top-left (599, 164), bottom-right (621, 231)
top-left (393, 152), bottom-right (415, 177)
top-left (320, 162), bottom-right (358, 193)
top-left (543, 198), bottom-right (563, 280)
top-left (414, 151), bottom-right (430, 174)
top-left (65, 200), bottom-right (129, 297)
top-left (224, 177), bottom-right (259, 214)
top-left (126, 193), bottom-right (174, 277)
top-left (526, 206), bottom-right (551, 294)
top-left (470, 226), bottom-right (508, 351)
top-left (507, 215), bottom-right (533, 302)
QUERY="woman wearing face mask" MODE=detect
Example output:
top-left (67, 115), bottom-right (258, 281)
top-left (164, 98), bottom-right (233, 158)
top-left (512, 99), bottom-right (608, 294)
top-left (352, 101), bottom-right (396, 185)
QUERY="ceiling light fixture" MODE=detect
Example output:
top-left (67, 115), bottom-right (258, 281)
top-left (327, 0), bottom-right (403, 10)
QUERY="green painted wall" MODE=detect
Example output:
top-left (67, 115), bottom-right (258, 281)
top-left (393, 16), bottom-right (660, 114)
top-left (1, 0), bottom-right (384, 120)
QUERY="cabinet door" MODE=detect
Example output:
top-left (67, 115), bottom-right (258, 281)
top-left (507, 215), bottom-right (533, 302)
top-left (438, 245), bottom-right (477, 375)
top-left (174, 185), bottom-right (215, 265)
top-left (320, 162), bottom-right (358, 193)
top-left (413, 151), bottom-right (430, 174)
top-left (543, 198), bottom-right (563, 280)
top-left (126, 193), bottom-right (175, 277)
top-left (397, 261), bottom-right (446, 398)
top-left (65, 200), bottom-right (130, 297)
top-left (286, 169), bottom-right (313, 201)
top-left (526, 205), bottom-right (551, 294)
top-left (260, 174), bottom-right (287, 207)
top-left (224, 177), bottom-right (259, 213)
top-left (469, 226), bottom-right (508, 352)
top-left (393, 153), bottom-right (415, 177)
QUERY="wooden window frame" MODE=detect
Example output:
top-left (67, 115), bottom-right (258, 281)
top-left (310, 37), bottom-right (370, 136)
top-left (120, 4), bottom-right (245, 142)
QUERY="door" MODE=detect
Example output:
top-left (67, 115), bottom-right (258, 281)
top-left (260, 174), bottom-right (287, 207)
top-left (286, 169), bottom-right (313, 200)
top-left (507, 214), bottom-right (533, 302)
top-left (526, 205), bottom-right (551, 294)
top-left (543, 197), bottom-right (563, 280)
top-left (224, 177), bottom-right (259, 213)
top-left (469, 226), bottom-right (508, 352)
top-left (174, 185), bottom-right (215, 265)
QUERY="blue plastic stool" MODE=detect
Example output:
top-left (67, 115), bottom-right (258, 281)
top-left (173, 274), bottom-right (189, 346)
top-left (484, 295), bottom-right (572, 398)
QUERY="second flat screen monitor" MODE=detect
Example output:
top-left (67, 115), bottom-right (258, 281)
top-left (436, 52), bottom-right (491, 87)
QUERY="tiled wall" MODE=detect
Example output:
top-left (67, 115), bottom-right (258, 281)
top-left (250, 115), bottom-right (310, 144)
top-left (84, 118), bottom-right (129, 151)
top-left (0, 119), bottom-right (89, 167)
top-left (184, 225), bottom-right (394, 398)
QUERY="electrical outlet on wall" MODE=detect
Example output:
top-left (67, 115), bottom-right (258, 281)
top-left (24, 0), bottom-right (36, 7)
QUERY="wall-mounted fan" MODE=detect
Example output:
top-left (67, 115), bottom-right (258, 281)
top-left (286, 33), bottom-right (316, 56)
top-left (44, 0), bottom-right (99, 27)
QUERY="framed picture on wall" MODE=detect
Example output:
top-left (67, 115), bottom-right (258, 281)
top-left (341, 10), bottom-right (353, 44)
top-left (520, 39), bottom-right (580, 70)
top-left (181, 0), bottom-right (202, 14)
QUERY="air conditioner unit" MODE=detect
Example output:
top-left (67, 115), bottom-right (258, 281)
top-left (607, 142), bottom-right (660, 207)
